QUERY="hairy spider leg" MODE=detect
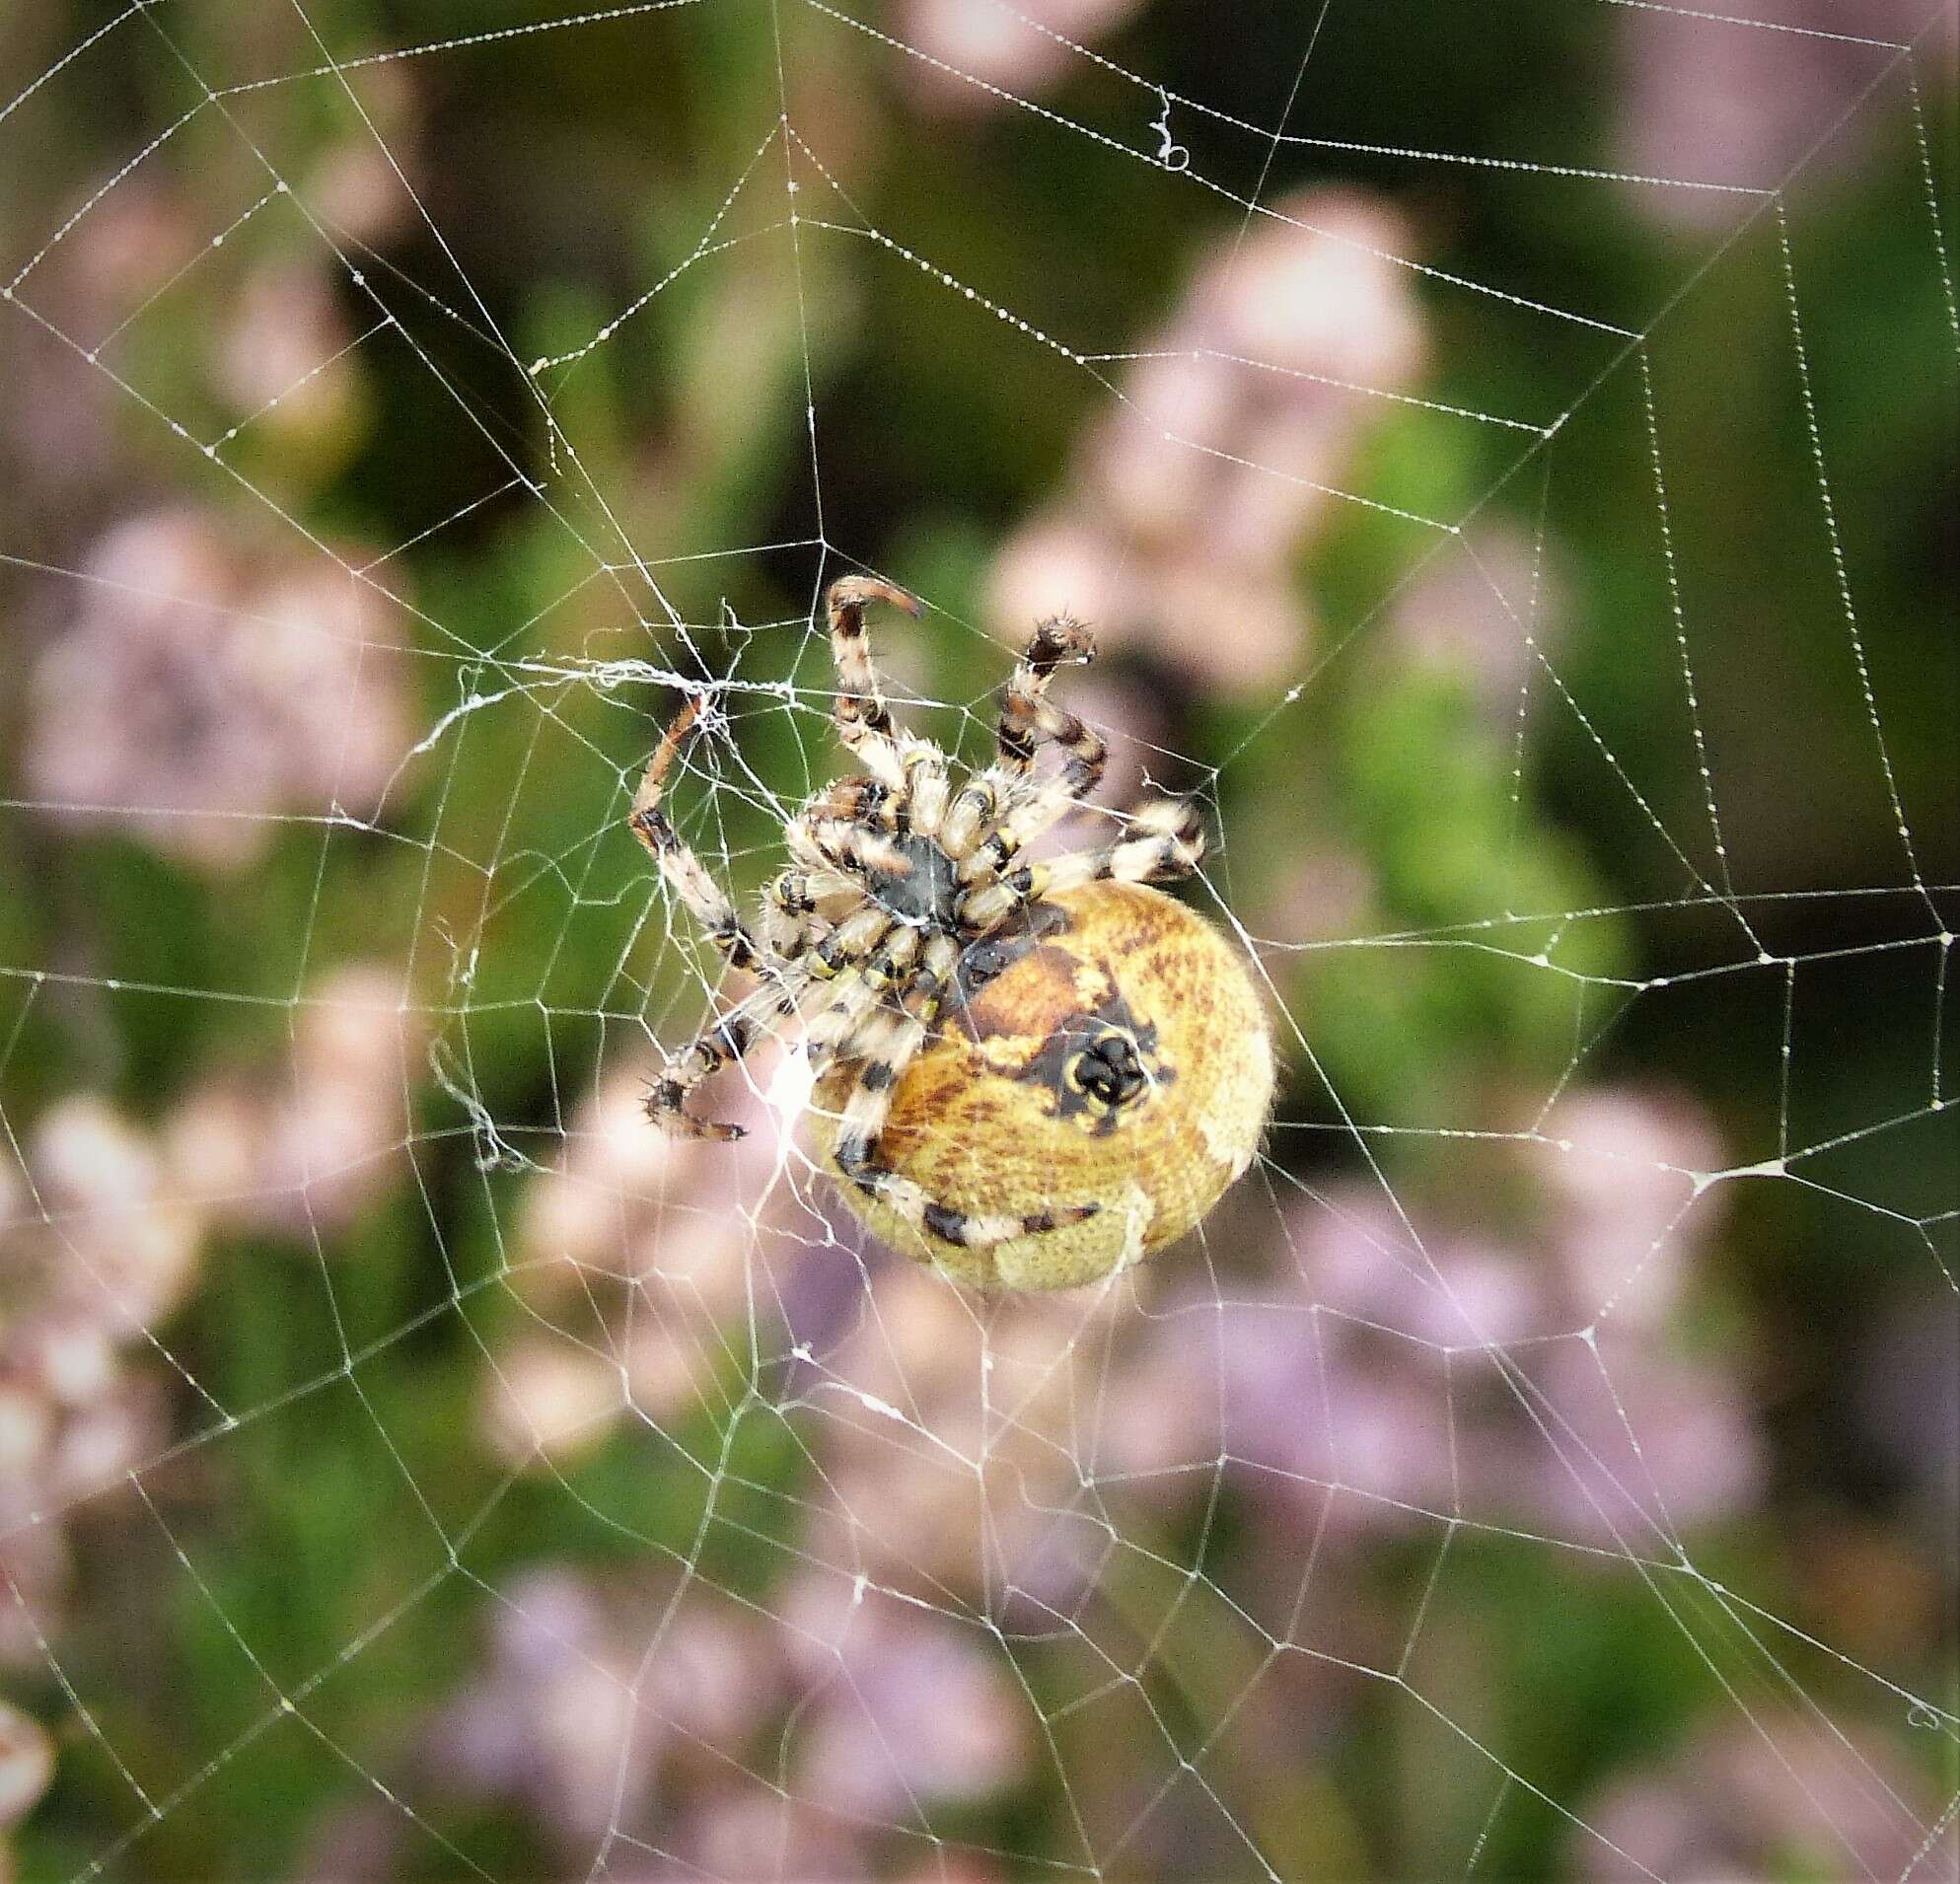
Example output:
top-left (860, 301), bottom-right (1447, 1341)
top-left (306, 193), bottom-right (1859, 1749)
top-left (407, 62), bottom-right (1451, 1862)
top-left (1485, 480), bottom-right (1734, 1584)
top-left (801, 964), bottom-right (885, 1059)
top-left (646, 971), bottom-right (810, 1139)
top-left (805, 817), bottom-right (909, 883)
top-left (898, 930), bottom-right (959, 1024)
top-left (827, 1006), bottom-right (1100, 1251)
top-left (912, 764), bottom-right (953, 840)
top-left (995, 614), bottom-right (1103, 788)
top-left (861, 922), bottom-right (923, 992)
top-left (629, 695), bottom-right (762, 972)
top-left (935, 618), bottom-right (1112, 894)
top-left (1015, 797), bottom-right (1207, 906)
top-left (825, 575), bottom-right (921, 784)
top-left (808, 903), bottom-right (895, 980)
top-left (757, 866), bottom-right (853, 960)
top-left (954, 770), bottom-right (1189, 935)
top-left (959, 743), bottom-right (1111, 891)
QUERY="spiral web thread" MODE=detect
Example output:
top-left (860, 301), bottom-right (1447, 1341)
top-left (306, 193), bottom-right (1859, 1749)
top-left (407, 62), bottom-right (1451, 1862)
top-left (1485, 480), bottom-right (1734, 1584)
top-left (0, 1), bottom-right (1956, 1878)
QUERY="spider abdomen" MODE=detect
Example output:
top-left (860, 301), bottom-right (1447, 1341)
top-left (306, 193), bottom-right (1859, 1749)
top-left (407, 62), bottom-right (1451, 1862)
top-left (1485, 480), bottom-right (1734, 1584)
top-left (811, 882), bottom-right (1274, 1291)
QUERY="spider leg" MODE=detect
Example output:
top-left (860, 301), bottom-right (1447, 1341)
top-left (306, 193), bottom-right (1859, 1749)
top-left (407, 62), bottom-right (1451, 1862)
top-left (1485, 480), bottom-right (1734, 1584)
top-left (776, 904), bottom-right (907, 1087)
top-left (826, 576), bottom-right (921, 776)
top-left (899, 747), bottom-right (952, 840)
top-left (801, 961), bottom-right (887, 1061)
top-left (629, 695), bottom-right (762, 971)
top-left (948, 617), bottom-right (1108, 885)
top-left (996, 614), bottom-right (1105, 797)
top-left (647, 972), bottom-right (808, 1140)
top-left (802, 816), bottom-right (908, 881)
top-left (901, 932), bottom-right (961, 1025)
top-left (758, 867), bottom-right (852, 960)
top-left (828, 1010), bottom-right (1099, 1250)
top-left (986, 796), bottom-right (1206, 914)
top-left (936, 774), bottom-right (1000, 865)
top-left (809, 904), bottom-right (895, 981)
top-left (861, 922), bottom-right (922, 994)
top-left (962, 757), bottom-right (1099, 884)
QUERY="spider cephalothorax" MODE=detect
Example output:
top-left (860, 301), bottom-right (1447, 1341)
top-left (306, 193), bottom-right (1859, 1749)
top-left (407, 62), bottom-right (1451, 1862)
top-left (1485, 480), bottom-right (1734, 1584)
top-left (631, 576), bottom-right (1273, 1289)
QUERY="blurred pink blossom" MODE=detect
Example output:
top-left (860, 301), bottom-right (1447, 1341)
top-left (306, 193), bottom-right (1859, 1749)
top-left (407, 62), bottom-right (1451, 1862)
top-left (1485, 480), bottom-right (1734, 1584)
top-left (797, 1264), bottom-right (1125, 1609)
top-left (24, 508), bottom-right (415, 872)
top-left (424, 1567), bottom-right (789, 1864)
top-left (304, 64), bottom-right (422, 249)
top-left (0, 180), bottom-right (184, 530)
top-left (168, 962), bottom-right (421, 1237)
top-left (989, 188), bottom-right (1427, 693)
top-left (0, 58), bottom-right (419, 534)
top-left (427, 1568), bottom-right (656, 1850)
top-left (1101, 1085), bottom-right (1758, 1557)
top-left (1616, 1), bottom-right (1953, 232)
top-left (901, 0), bottom-right (1142, 111)
top-left (480, 1337), bottom-right (627, 1471)
top-left (13, 1096), bottom-right (205, 1338)
top-left (488, 1044), bottom-right (816, 1463)
top-left (0, 1098), bottom-right (205, 1667)
top-left (216, 262), bottom-right (366, 457)
top-left (1386, 523), bottom-right (1568, 727)
top-left (0, 1698), bottom-right (54, 1836)
top-left (661, 1788), bottom-right (865, 1881)
top-left (1533, 1085), bottom-right (1720, 1332)
top-left (1577, 1710), bottom-right (1958, 1880)
top-left (781, 1570), bottom-right (1034, 1822)
top-left (0, 1700), bottom-right (53, 1884)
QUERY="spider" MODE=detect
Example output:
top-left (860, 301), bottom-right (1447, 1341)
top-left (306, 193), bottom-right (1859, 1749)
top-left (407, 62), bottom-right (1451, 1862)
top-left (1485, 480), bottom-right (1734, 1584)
top-left (630, 577), bottom-right (1271, 1287)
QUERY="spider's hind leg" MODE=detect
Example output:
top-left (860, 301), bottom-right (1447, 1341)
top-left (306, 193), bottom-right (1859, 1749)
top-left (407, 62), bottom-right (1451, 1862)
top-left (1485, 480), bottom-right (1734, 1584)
top-left (758, 866), bottom-right (851, 960)
top-left (828, 1010), bottom-right (1100, 1252)
top-left (647, 975), bottom-right (804, 1140)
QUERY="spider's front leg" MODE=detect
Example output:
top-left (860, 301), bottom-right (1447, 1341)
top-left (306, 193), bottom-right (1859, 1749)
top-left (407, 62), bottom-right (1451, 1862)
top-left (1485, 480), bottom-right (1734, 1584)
top-left (979, 796), bottom-right (1206, 921)
top-left (954, 616), bottom-right (1110, 885)
top-left (825, 576), bottom-right (920, 786)
top-left (630, 695), bottom-right (762, 972)
top-left (995, 613), bottom-right (1105, 797)
top-left (826, 1008), bottom-right (1101, 1251)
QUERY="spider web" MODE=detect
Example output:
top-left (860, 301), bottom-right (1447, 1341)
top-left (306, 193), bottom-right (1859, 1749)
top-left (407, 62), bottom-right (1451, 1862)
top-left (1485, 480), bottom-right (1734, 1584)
top-left (1, 1), bottom-right (1956, 1878)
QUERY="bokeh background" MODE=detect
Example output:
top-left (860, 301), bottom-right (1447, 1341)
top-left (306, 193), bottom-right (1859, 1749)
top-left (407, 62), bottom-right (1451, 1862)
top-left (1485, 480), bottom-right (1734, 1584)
top-left (1, 1), bottom-right (1956, 1878)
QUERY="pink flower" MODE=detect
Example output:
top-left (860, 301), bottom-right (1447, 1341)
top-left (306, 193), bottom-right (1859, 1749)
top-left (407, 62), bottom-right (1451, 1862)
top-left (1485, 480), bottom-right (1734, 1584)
top-left (424, 1569), bottom-right (786, 1862)
top-left (794, 1264), bottom-right (1126, 1608)
top-left (1386, 523), bottom-right (1568, 726)
top-left (1578, 1711), bottom-right (1957, 1880)
top-left (489, 1041), bottom-right (816, 1460)
top-left (25, 509), bottom-right (414, 872)
top-left (216, 263), bottom-right (364, 457)
top-left (0, 1098), bottom-right (203, 1666)
top-left (1615, 1), bottom-right (1952, 232)
top-left (987, 188), bottom-right (1427, 693)
top-left (901, 0), bottom-right (1143, 112)
top-left (782, 1570), bottom-right (1033, 1820)
top-left (168, 962), bottom-right (421, 1237)
top-left (0, 1700), bottom-right (54, 1833)
top-left (1534, 1086), bottom-right (1722, 1332)
top-left (1102, 1081), bottom-right (1759, 1551)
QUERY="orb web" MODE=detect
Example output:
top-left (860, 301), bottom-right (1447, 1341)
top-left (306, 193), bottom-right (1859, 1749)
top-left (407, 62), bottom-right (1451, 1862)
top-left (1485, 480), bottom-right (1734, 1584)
top-left (0, 2), bottom-right (1955, 1879)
